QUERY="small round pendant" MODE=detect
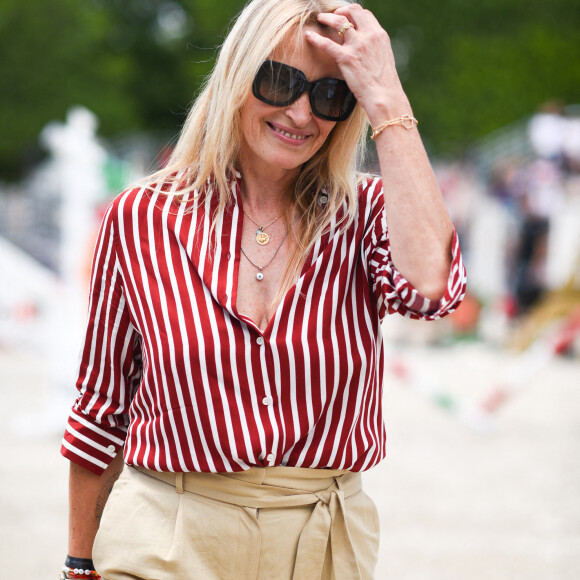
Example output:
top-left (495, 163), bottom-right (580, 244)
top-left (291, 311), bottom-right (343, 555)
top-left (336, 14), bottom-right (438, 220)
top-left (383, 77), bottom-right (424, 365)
top-left (256, 271), bottom-right (264, 281)
top-left (256, 231), bottom-right (270, 245)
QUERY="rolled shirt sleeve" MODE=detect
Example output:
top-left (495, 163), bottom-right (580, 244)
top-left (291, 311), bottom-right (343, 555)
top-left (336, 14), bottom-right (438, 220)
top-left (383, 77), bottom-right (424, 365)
top-left (61, 201), bottom-right (141, 475)
top-left (365, 178), bottom-right (467, 321)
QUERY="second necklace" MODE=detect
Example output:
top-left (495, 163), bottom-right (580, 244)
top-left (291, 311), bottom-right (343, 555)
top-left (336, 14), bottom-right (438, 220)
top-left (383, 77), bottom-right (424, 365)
top-left (240, 227), bottom-right (290, 281)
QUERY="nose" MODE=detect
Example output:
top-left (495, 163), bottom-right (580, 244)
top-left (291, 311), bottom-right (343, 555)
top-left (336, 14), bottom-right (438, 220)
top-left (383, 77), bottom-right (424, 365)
top-left (284, 92), bottom-right (313, 125)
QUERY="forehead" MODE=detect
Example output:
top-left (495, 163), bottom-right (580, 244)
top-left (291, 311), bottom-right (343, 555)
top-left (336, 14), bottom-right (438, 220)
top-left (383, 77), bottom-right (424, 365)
top-left (270, 24), bottom-right (343, 80)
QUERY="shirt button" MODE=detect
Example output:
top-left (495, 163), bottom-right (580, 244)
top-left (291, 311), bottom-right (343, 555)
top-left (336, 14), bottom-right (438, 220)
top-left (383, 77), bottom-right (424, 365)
top-left (256, 336), bottom-right (264, 346)
top-left (266, 453), bottom-right (275, 463)
top-left (107, 445), bottom-right (116, 454)
top-left (262, 396), bottom-right (272, 406)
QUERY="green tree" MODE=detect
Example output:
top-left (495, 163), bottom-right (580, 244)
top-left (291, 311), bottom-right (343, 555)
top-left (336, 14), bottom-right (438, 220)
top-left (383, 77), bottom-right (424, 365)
top-left (0, 0), bottom-right (136, 179)
top-left (366, 0), bottom-right (580, 153)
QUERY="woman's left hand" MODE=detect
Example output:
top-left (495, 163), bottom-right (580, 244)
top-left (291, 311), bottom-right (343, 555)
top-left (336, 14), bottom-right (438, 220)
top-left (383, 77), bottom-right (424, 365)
top-left (307, 4), bottom-right (410, 125)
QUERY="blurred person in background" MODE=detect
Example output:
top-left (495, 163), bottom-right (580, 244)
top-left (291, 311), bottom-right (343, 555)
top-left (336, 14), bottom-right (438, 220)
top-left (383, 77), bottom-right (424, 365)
top-left (60, 0), bottom-right (466, 578)
top-left (528, 100), bottom-right (568, 166)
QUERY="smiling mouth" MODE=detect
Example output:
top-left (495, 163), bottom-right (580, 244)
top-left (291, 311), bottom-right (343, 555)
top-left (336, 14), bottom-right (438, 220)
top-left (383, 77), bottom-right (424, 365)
top-left (268, 123), bottom-right (309, 141)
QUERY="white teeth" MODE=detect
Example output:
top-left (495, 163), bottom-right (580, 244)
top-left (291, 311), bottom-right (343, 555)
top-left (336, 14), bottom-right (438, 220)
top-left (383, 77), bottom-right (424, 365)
top-left (272, 126), bottom-right (306, 140)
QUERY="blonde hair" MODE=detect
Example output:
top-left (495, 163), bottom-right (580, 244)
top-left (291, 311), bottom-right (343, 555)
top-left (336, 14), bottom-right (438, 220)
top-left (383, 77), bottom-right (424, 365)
top-left (149, 0), bottom-right (370, 296)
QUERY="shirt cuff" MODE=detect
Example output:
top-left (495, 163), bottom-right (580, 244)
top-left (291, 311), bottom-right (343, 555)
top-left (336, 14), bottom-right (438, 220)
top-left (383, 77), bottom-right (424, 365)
top-left (384, 228), bottom-right (467, 320)
top-left (61, 408), bottom-right (127, 475)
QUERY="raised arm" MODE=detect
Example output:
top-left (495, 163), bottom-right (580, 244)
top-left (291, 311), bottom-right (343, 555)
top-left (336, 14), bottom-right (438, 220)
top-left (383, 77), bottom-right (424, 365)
top-left (308, 4), bottom-right (454, 300)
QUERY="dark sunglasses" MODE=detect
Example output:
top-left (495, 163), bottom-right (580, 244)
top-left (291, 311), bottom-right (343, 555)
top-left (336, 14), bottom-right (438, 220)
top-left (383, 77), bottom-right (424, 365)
top-left (252, 60), bottom-right (357, 122)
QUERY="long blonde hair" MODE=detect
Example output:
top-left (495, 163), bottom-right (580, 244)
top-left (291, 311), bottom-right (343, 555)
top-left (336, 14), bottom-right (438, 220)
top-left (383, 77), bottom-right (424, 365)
top-left (149, 0), bottom-right (370, 296)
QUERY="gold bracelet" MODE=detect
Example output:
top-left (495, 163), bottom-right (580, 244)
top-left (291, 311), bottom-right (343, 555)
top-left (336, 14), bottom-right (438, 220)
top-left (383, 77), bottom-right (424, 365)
top-left (370, 114), bottom-right (418, 140)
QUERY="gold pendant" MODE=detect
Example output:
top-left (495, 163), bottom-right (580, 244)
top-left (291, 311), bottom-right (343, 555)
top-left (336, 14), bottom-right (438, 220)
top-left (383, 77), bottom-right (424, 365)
top-left (256, 230), bottom-right (270, 245)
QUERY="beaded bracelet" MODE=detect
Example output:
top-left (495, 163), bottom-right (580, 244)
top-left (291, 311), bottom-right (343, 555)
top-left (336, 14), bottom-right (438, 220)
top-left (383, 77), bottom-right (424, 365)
top-left (60, 566), bottom-right (102, 579)
top-left (370, 114), bottom-right (418, 140)
top-left (61, 557), bottom-right (101, 579)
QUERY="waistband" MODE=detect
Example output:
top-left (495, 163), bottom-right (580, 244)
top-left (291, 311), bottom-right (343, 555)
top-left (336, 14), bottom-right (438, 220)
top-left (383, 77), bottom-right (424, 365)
top-left (132, 465), bottom-right (363, 580)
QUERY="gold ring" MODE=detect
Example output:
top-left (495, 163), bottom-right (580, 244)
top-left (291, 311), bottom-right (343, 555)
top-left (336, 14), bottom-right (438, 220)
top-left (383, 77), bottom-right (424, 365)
top-left (337, 22), bottom-right (354, 38)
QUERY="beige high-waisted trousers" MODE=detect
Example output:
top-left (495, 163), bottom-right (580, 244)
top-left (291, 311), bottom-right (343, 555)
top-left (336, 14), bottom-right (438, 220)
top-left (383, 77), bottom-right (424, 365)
top-left (93, 464), bottom-right (379, 580)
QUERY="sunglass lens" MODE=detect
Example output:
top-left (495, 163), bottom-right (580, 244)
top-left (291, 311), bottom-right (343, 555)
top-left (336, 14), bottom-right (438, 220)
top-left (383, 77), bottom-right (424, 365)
top-left (312, 80), bottom-right (356, 121)
top-left (257, 62), bottom-right (300, 105)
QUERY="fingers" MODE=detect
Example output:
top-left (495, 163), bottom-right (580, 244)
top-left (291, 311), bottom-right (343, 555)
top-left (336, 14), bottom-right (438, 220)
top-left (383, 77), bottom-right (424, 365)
top-left (332, 3), bottom-right (365, 27)
top-left (316, 12), bottom-right (355, 42)
top-left (325, 3), bottom-right (378, 35)
top-left (315, 5), bottom-right (387, 51)
top-left (307, 5), bottom-right (403, 115)
top-left (304, 28), bottom-right (344, 60)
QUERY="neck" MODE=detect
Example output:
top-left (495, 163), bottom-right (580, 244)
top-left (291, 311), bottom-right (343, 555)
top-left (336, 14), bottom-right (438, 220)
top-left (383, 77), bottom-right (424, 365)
top-left (237, 163), bottom-right (299, 214)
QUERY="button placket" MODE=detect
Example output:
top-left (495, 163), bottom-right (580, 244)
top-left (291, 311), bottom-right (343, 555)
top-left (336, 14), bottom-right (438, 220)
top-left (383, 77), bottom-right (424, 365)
top-left (255, 332), bottom-right (278, 469)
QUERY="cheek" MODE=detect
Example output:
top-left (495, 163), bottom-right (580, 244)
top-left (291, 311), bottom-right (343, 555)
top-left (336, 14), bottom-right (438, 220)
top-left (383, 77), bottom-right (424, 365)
top-left (240, 99), bottom-right (265, 141)
top-left (316, 121), bottom-right (337, 146)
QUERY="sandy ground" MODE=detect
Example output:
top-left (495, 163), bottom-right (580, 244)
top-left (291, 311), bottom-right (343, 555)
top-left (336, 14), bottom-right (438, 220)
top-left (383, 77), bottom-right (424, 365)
top-left (1, 337), bottom-right (579, 579)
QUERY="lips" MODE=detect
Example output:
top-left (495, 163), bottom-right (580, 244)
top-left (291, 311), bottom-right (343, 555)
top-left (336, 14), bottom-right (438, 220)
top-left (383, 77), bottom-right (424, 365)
top-left (267, 122), bottom-right (311, 142)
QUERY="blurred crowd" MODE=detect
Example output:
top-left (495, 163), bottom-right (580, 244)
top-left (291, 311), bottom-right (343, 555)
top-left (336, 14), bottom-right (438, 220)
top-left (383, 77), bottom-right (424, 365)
top-left (435, 101), bottom-right (580, 353)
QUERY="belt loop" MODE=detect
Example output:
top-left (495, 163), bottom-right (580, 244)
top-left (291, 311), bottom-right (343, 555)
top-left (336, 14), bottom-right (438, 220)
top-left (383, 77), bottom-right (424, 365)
top-left (176, 472), bottom-right (184, 494)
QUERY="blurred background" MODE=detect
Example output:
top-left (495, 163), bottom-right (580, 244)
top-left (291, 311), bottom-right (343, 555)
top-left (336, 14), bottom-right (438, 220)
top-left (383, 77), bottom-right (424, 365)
top-left (0, 0), bottom-right (579, 577)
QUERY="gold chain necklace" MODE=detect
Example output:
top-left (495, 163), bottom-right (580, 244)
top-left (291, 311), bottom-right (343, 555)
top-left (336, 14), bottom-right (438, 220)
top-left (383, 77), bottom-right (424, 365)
top-left (243, 209), bottom-right (281, 246)
top-left (240, 228), bottom-right (290, 281)
top-left (239, 215), bottom-right (298, 281)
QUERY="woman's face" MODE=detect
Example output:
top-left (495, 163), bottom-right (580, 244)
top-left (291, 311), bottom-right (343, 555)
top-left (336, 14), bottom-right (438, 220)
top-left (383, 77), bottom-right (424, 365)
top-left (237, 26), bottom-right (341, 182)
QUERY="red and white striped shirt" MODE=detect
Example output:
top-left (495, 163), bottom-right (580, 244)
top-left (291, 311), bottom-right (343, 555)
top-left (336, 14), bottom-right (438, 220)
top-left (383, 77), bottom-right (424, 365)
top-left (61, 175), bottom-right (466, 475)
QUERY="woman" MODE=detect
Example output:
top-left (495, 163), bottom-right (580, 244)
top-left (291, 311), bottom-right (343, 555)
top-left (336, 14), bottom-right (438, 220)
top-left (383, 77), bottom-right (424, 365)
top-left (61, 0), bottom-right (466, 578)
